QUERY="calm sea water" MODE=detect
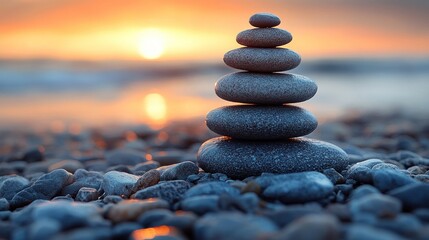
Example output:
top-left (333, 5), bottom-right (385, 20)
top-left (0, 59), bottom-right (428, 130)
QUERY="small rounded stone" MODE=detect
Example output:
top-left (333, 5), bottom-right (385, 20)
top-left (197, 137), bottom-right (349, 179)
top-left (215, 72), bottom-right (317, 104)
top-left (206, 105), bottom-right (317, 140)
top-left (236, 28), bottom-right (292, 48)
top-left (223, 47), bottom-right (301, 72)
top-left (249, 13), bottom-right (281, 28)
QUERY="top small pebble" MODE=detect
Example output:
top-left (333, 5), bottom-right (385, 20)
top-left (249, 13), bottom-right (281, 28)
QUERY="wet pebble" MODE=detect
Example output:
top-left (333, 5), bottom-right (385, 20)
top-left (184, 181), bottom-right (240, 198)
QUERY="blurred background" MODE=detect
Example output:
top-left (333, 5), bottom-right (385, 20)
top-left (1, 0), bottom-right (429, 131)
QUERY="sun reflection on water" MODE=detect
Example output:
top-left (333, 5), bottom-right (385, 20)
top-left (142, 93), bottom-right (167, 124)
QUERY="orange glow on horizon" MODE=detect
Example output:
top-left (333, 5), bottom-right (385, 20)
top-left (0, 0), bottom-right (427, 60)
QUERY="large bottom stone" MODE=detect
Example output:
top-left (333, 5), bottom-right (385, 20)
top-left (197, 137), bottom-right (349, 179)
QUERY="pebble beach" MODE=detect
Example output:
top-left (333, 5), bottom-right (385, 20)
top-left (0, 111), bottom-right (428, 240)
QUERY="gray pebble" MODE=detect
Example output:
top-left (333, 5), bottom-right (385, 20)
top-left (249, 13), bottom-right (281, 28)
top-left (388, 183), bottom-right (429, 210)
top-left (62, 169), bottom-right (103, 196)
top-left (48, 160), bottom-right (84, 173)
top-left (372, 169), bottom-right (416, 192)
top-left (346, 159), bottom-right (383, 183)
top-left (255, 171), bottom-right (333, 203)
top-left (184, 181), bottom-right (240, 198)
top-left (160, 161), bottom-right (199, 181)
top-left (134, 180), bottom-right (191, 204)
top-left (198, 137), bottom-right (349, 179)
top-left (236, 28), bottom-right (292, 47)
top-left (101, 171), bottom-right (139, 197)
top-left (0, 175), bottom-right (30, 201)
top-left (32, 200), bottom-right (104, 229)
top-left (0, 198), bottom-right (9, 211)
top-left (194, 213), bottom-right (278, 240)
top-left (346, 224), bottom-right (406, 240)
top-left (138, 209), bottom-right (173, 227)
top-left (112, 223), bottom-right (141, 239)
top-left (350, 193), bottom-right (401, 219)
top-left (107, 199), bottom-right (169, 223)
top-left (349, 185), bottom-right (380, 200)
top-left (10, 169), bottom-right (74, 209)
top-left (28, 219), bottom-right (61, 240)
top-left (132, 161), bottom-right (160, 173)
top-left (105, 149), bottom-right (147, 166)
top-left (224, 47), bottom-right (301, 72)
top-left (132, 169), bottom-right (160, 193)
top-left (76, 187), bottom-right (99, 202)
top-left (206, 105), bottom-right (317, 140)
top-left (181, 195), bottom-right (220, 215)
top-left (271, 214), bottom-right (340, 240)
top-left (215, 72), bottom-right (317, 104)
top-left (323, 168), bottom-right (345, 184)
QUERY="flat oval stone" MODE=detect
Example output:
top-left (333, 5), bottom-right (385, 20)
top-left (224, 48), bottom-right (300, 72)
top-left (236, 28), bottom-right (292, 48)
top-left (197, 137), bottom-right (349, 179)
top-left (249, 13), bottom-right (281, 28)
top-left (215, 72), bottom-right (317, 104)
top-left (206, 105), bottom-right (317, 140)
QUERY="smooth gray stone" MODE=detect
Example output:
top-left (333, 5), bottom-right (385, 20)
top-left (194, 213), bottom-right (278, 240)
top-left (206, 105), bottom-right (317, 140)
top-left (349, 193), bottom-right (402, 219)
top-left (215, 72), bottom-right (317, 104)
top-left (32, 200), bottom-right (103, 229)
top-left (224, 48), bottom-right (301, 72)
top-left (270, 214), bottom-right (340, 240)
top-left (160, 161), bottom-right (199, 181)
top-left (10, 169), bottom-right (74, 209)
top-left (388, 183), bottom-right (429, 210)
top-left (197, 137), bottom-right (349, 179)
top-left (255, 171), bottom-right (334, 203)
top-left (134, 180), bottom-right (191, 204)
top-left (372, 169), bottom-right (416, 192)
top-left (0, 175), bottom-right (30, 201)
top-left (61, 169), bottom-right (103, 196)
top-left (101, 171), bottom-right (139, 197)
top-left (181, 195), bottom-right (220, 215)
top-left (249, 13), bottom-right (281, 28)
top-left (237, 28), bottom-right (292, 47)
top-left (184, 182), bottom-right (240, 198)
top-left (105, 149), bottom-right (147, 166)
top-left (345, 224), bottom-right (406, 240)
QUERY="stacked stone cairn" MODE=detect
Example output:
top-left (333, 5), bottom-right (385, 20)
top-left (197, 13), bottom-right (349, 179)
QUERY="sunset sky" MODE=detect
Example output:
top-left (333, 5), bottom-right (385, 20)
top-left (1, 0), bottom-right (428, 61)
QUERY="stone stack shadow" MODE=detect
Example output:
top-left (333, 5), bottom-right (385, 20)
top-left (197, 13), bottom-right (348, 179)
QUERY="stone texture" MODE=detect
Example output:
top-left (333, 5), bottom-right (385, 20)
top-left (223, 47), bottom-right (301, 72)
top-left (197, 137), bottom-right (349, 179)
top-left (10, 169), bottom-right (74, 209)
top-left (206, 105), bottom-right (317, 140)
top-left (249, 13), bottom-right (281, 28)
top-left (0, 175), bottom-right (30, 201)
top-left (254, 171), bottom-right (334, 203)
top-left (101, 171), bottom-right (139, 197)
top-left (215, 72), bottom-right (317, 104)
top-left (236, 28), bottom-right (292, 47)
top-left (134, 180), bottom-right (191, 204)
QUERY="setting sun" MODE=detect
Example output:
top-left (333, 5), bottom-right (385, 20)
top-left (137, 28), bottom-right (165, 60)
